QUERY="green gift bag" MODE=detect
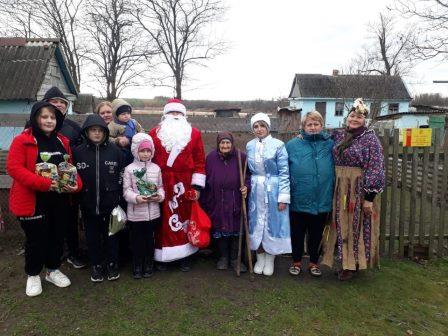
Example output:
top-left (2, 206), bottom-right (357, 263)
top-left (109, 205), bottom-right (127, 236)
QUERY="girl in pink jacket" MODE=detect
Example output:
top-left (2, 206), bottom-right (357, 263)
top-left (123, 133), bottom-right (164, 279)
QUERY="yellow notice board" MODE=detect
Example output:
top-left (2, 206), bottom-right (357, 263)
top-left (403, 128), bottom-right (432, 147)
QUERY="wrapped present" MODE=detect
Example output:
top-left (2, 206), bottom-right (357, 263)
top-left (109, 205), bottom-right (127, 236)
top-left (133, 168), bottom-right (158, 197)
top-left (35, 152), bottom-right (58, 182)
top-left (58, 154), bottom-right (77, 190)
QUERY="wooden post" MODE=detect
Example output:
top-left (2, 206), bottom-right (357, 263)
top-left (389, 129), bottom-right (400, 258)
top-left (429, 129), bottom-right (441, 259)
top-left (408, 147), bottom-right (418, 259)
top-left (419, 146), bottom-right (430, 246)
top-left (379, 133), bottom-right (390, 256)
top-left (398, 146), bottom-right (408, 257)
top-left (438, 138), bottom-right (448, 256)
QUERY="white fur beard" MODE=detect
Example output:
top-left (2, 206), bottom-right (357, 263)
top-left (157, 115), bottom-right (192, 152)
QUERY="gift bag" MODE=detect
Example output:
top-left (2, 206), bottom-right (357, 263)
top-left (35, 152), bottom-right (58, 182)
top-left (58, 154), bottom-right (78, 191)
top-left (133, 168), bottom-right (158, 197)
top-left (187, 201), bottom-right (211, 248)
top-left (109, 205), bottom-right (127, 236)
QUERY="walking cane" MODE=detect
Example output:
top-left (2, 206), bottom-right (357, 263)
top-left (236, 150), bottom-right (245, 276)
top-left (237, 150), bottom-right (254, 281)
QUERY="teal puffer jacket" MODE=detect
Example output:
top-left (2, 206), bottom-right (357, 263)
top-left (286, 131), bottom-right (335, 215)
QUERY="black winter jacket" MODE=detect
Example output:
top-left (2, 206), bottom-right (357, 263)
top-left (73, 114), bottom-right (124, 216)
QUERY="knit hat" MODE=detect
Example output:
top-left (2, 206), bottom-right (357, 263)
top-left (163, 98), bottom-right (186, 116)
top-left (351, 98), bottom-right (369, 117)
top-left (43, 86), bottom-right (69, 105)
top-left (216, 131), bottom-right (234, 147)
top-left (250, 112), bottom-right (271, 129)
top-left (138, 140), bottom-right (153, 152)
top-left (111, 98), bottom-right (132, 117)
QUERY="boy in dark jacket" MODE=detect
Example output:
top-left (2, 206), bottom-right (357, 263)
top-left (73, 114), bottom-right (125, 282)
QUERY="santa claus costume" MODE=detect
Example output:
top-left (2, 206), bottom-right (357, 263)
top-left (149, 99), bottom-right (206, 264)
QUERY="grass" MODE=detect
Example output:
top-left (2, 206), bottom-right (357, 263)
top-left (0, 229), bottom-right (447, 336)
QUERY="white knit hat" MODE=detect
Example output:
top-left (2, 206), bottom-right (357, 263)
top-left (163, 98), bottom-right (187, 116)
top-left (250, 112), bottom-right (271, 129)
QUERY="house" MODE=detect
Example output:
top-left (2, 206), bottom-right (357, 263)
top-left (375, 104), bottom-right (447, 129)
top-left (288, 71), bottom-right (412, 128)
top-left (0, 37), bottom-right (78, 113)
top-left (0, 37), bottom-right (78, 149)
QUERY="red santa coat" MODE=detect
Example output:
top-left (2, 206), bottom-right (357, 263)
top-left (149, 126), bottom-right (206, 262)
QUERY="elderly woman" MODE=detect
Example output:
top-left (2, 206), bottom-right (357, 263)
top-left (246, 113), bottom-right (291, 276)
top-left (286, 111), bottom-right (334, 277)
top-left (321, 99), bottom-right (385, 281)
top-left (201, 132), bottom-right (250, 271)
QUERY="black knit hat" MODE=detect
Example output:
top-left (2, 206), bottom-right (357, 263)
top-left (43, 86), bottom-right (69, 105)
top-left (115, 105), bottom-right (132, 117)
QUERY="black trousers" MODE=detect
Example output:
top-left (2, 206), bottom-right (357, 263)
top-left (19, 202), bottom-right (65, 276)
top-left (83, 213), bottom-right (119, 266)
top-left (64, 197), bottom-right (80, 257)
top-left (289, 211), bottom-right (328, 264)
top-left (128, 219), bottom-right (158, 262)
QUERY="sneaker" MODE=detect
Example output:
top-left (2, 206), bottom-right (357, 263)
top-left (133, 262), bottom-right (143, 280)
top-left (90, 265), bottom-right (104, 283)
top-left (107, 262), bottom-right (120, 281)
top-left (26, 275), bottom-right (42, 297)
top-left (216, 257), bottom-right (229, 270)
top-left (179, 259), bottom-right (191, 272)
top-left (230, 259), bottom-right (247, 273)
top-left (67, 255), bottom-right (87, 269)
top-left (143, 260), bottom-right (153, 278)
top-left (45, 269), bottom-right (71, 288)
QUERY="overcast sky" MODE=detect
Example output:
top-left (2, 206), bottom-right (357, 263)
top-left (125, 0), bottom-right (448, 101)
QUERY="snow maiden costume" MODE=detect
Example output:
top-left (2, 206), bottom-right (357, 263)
top-left (246, 113), bottom-right (291, 276)
top-left (321, 99), bottom-right (385, 277)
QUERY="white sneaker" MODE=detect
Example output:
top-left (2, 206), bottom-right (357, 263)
top-left (45, 269), bottom-right (71, 288)
top-left (254, 253), bottom-right (266, 274)
top-left (26, 275), bottom-right (42, 297)
top-left (263, 253), bottom-right (276, 276)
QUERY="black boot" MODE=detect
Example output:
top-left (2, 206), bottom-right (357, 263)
top-left (133, 258), bottom-right (143, 279)
top-left (143, 258), bottom-right (153, 278)
top-left (216, 238), bottom-right (229, 270)
top-left (230, 236), bottom-right (247, 272)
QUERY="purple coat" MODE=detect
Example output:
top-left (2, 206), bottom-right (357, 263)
top-left (200, 149), bottom-right (251, 235)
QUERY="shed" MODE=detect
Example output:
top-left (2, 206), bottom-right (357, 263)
top-left (0, 37), bottom-right (78, 114)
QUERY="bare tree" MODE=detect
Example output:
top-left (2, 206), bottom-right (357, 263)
top-left (349, 12), bottom-right (416, 77)
top-left (395, 0), bottom-right (448, 61)
top-left (0, 0), bottom-right (86, 91)
top-left (133, 0), bottom-right (227, 99)
top-left (84, 0), bottom-right (152, 100)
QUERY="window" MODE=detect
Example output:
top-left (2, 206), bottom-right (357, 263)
top-left (388, 103), bottom-right (399, 114)
top-left (335, 102), bottom-right (344, 116)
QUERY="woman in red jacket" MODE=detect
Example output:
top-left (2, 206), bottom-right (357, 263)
top-left (7, 101), bottom-right (82, 297)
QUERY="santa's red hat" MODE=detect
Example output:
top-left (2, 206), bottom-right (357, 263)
top-left (163, 98), bottom-right (187, 116)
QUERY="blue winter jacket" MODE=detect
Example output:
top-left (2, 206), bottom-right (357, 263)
top-left (286, 130), bottom-right (335, 215)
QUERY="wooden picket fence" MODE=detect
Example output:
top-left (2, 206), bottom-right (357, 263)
top-left (379, 128), bottom-right (448, 259)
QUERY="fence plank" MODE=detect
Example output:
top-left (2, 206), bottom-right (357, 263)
top-left (389, 129), bottom-right (400, 258)
top-left (408, 147), bottom-right (418, 259)
top-left (429, 130), bottom-right (441, 259)
top-left (399, 146), bottom-right (408, 257)
top-left (438, 136), bottom-right (448, 256)
top-left (419, 147), bottom-right (430, 246)
top-left (380, 134), bottom-right (390, 256)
